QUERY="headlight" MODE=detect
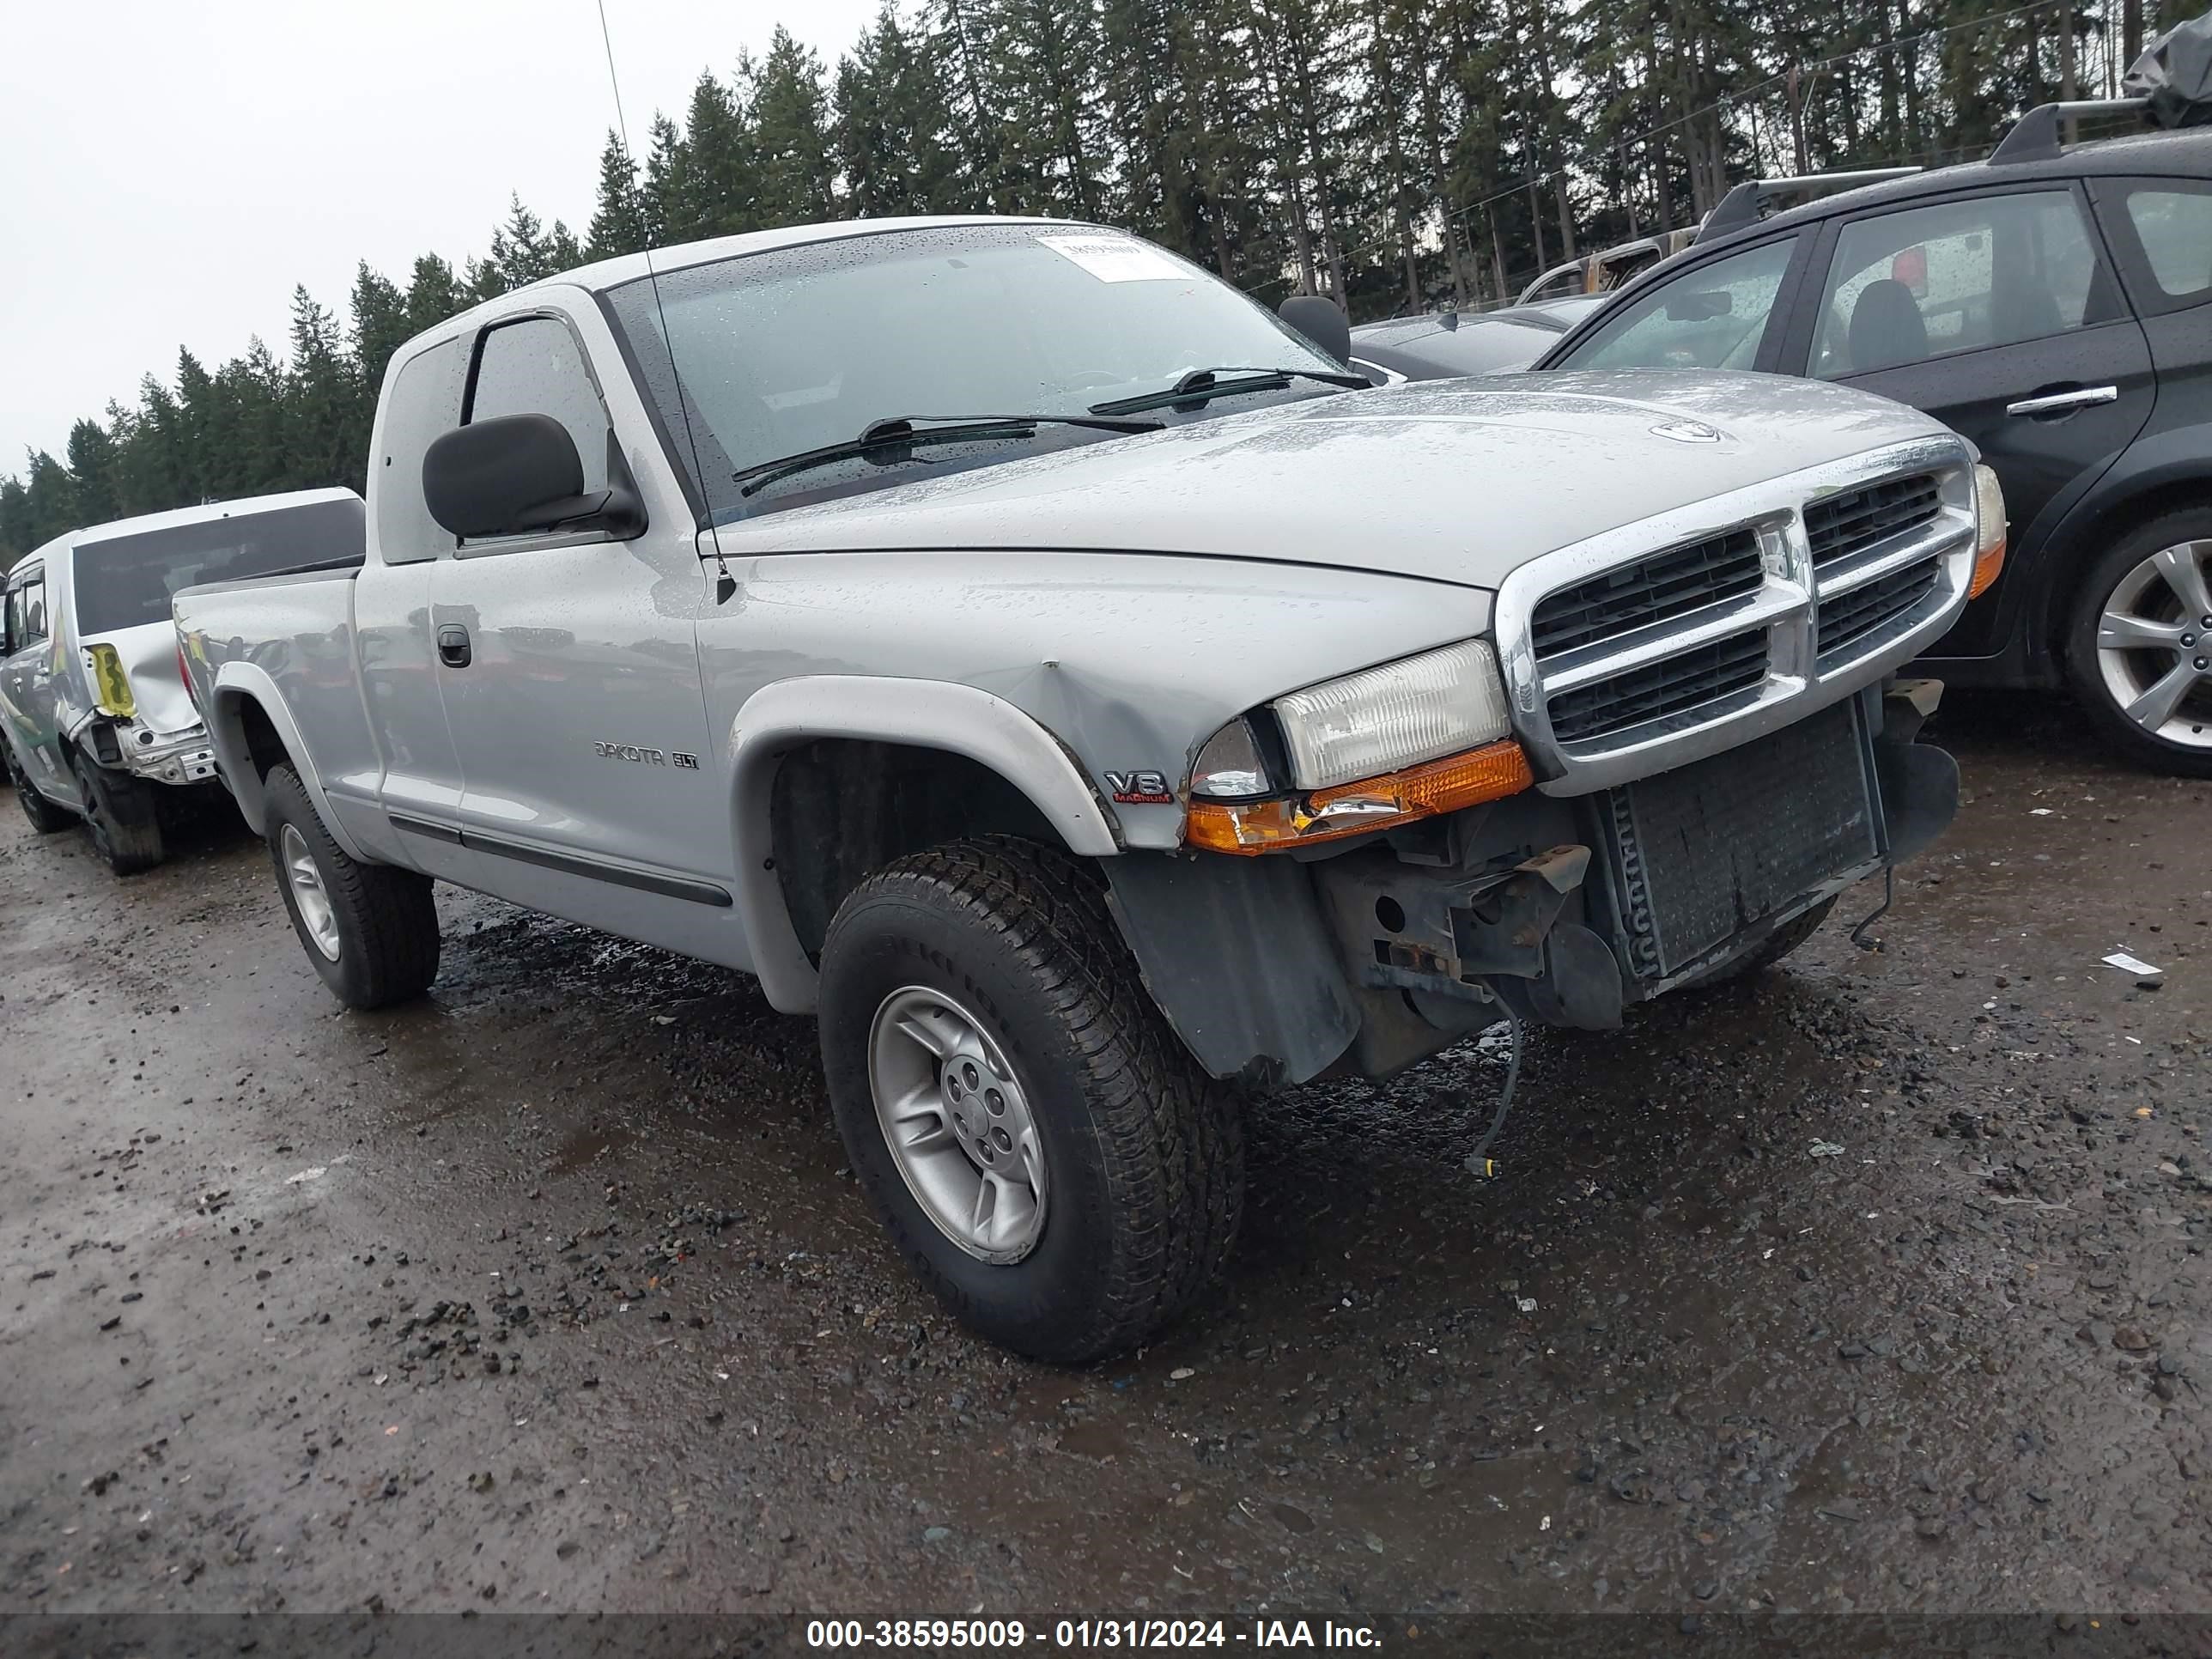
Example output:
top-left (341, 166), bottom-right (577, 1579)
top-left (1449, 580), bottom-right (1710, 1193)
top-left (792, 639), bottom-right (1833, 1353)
top-left (1182, 639), bottom-right (1532, 855)
top-left (86, 642), bottom-right (137, 720)
top-left (1272, 639), bottom-right (1511, 789)
top-left (1968, 463), bottom-right (2007, 600)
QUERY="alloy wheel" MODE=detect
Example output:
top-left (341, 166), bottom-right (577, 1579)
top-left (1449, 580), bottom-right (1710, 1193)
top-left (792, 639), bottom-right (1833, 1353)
top-left (281, 823), bottom-right (343, 960)
top-left (2095, 540), bottom-right (2212, 750)
top-left (866, 985), bottom-right (1048, 1263)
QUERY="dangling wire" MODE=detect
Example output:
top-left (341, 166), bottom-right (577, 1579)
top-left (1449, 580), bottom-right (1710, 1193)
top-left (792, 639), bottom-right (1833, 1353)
top-left (1850, 866), bottom-right (1895, 952)
top-left (594, 0), bottom-right (737, 605)
top-left (1465, 1005), bottom-right (1525, 1179)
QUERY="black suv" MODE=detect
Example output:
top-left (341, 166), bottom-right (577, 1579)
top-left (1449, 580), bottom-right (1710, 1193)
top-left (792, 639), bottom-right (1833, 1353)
top-left (1530, 109), bottom-right (2212, 774)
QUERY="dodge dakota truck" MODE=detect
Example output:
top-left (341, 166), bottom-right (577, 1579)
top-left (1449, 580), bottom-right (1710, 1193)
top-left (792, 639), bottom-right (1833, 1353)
top-left (173, 215), bottom-right (2003, 1361)
top-left (4, 489), bottom-right (365, 872)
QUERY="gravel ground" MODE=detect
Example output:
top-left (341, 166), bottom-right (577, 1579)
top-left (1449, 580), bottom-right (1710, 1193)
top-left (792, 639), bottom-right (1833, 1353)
top-left (1, 690), bottom-right (2204, 1626)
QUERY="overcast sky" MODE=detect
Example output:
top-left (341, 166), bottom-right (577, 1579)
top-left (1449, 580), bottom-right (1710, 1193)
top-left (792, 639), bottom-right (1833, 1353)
top-left (0, 0), bottom-right (882, 471)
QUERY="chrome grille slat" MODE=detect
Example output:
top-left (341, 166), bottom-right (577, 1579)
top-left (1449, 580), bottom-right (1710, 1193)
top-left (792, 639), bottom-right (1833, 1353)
top-left (1806, 473), bottom-right (1941, 568)
top-left (1530, 528), bottom-right (1763, 660)
top-left (1548, 629), bottom-right (1768, 744)
top-left (1817, 562), bottom-right (1941, 662)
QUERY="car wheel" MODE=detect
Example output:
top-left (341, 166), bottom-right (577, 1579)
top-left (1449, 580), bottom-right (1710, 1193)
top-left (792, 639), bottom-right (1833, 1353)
top-left (817, 835), bottom-right (1243, 1364)
top-left (8, 740), bottom-right (72, 834)
top-left (70, 750), bottom-right (163, 874)
top-left (1685, 896), bottom-right (1837, 988)
top-left (2065, 514), bottom-right (2212, 777)
top-left (264, 763), bottom-right (441, 1009)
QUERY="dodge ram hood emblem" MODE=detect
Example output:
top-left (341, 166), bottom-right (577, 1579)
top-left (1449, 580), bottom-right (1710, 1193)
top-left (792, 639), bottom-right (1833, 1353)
top-left (1650, 419), bottom-right (1724, 444)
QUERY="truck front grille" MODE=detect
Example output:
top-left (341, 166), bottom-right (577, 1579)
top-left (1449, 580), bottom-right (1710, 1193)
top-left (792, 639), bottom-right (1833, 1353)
top-left (1493, 434), bottom-right (1978, 795)
top-left (1530, 527), bottom-right (1763, 659)
top-left (1806, 473), bottom-right (1940, 569)
top-left (1547, 629), bottom-right (1767, 744)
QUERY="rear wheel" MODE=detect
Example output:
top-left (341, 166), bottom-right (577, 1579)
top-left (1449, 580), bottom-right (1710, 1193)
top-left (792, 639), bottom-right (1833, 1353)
top-left (2065, 513), bottom-right (2212, 777)
top-left (7, 740), bottom-right (71, 834)
top-left (70, 751), bottom-right (163, 874)
top-left (817, 836), bottom-right (1243, 1364)
top-left (264, 764), bottom-right (441, 1009)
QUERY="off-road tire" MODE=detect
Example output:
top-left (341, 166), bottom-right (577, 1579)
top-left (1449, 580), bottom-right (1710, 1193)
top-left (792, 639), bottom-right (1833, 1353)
top-left (70, 750), bottom-right (164, 874)
top-left (2063, 510), bottom-right (2212, 778)
top-left (1686, 895), bottom-right (1837, 988)
top-left (7, 739), bottom-right (72, 834)
top-left (264, 764), bottom-right (441, 1009)
top-left (817, 835), bottom-right (1243, 1364)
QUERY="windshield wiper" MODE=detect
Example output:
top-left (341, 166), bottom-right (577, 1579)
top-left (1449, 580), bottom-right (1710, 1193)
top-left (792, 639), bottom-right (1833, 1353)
top-left (1089, 364), bottom-right (1370, 416)
top-left (733, 413), bottom-right (1162, 498)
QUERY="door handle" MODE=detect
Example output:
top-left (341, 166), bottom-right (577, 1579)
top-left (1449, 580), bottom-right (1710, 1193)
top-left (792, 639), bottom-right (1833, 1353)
top-left (2006, 385), bottom-right (2118, 418)
top-left (436, 624), bottom-right (472, 668)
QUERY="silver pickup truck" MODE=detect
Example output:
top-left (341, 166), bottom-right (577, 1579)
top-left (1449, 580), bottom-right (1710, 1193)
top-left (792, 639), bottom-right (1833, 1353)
top-left (174, 215), bottom-right (2002, 1361)
top-left (3, 489), bottom-right (365, 872)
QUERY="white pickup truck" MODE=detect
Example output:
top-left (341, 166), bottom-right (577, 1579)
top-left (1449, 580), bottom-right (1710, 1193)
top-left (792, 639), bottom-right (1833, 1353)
top-left (174, 215), bottom-right (2002, 1360)
top-left (3, 490), bottom-right (364, 872)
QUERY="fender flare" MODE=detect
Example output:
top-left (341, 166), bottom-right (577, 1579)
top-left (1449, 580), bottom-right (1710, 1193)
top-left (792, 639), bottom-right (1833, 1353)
top-left (728, 675), bottom-right (1121, 1012)
top-left (208, 663), bottom-right (372, 861)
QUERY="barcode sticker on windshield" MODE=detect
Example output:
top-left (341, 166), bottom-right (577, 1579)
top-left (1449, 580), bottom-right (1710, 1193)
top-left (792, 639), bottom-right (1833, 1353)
top-left (1038, 233), bottom-right (1189, 283)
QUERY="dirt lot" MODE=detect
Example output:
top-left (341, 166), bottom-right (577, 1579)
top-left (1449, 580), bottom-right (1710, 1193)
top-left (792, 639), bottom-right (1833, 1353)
top-left (2, 691), bottom-right (2205, 1629)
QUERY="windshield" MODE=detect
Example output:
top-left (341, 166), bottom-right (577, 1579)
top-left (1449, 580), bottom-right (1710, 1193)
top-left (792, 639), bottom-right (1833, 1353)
top-left (72, 498), bottom-right (365, 635)
top-left (604, 222), bottom-right (1346, 520)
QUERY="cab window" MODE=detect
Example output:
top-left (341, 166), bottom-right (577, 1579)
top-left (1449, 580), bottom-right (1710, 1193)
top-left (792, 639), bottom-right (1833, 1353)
top-left (378, 337), bottom-right (470, 564)
top-left (1553, 238), bottom-right (1797, 372)
top-left (1810, 190), bottom-right (2109, 378)
top-left (10, 574), bottom-right (49, 648)
top-left (465, 316), bottom-right (611, 495)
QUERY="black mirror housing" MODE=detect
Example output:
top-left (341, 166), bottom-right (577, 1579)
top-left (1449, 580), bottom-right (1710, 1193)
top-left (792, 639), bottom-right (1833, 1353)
top-left (422, 414), bottom-right (645, 540)
top-left (1279, 294), bottom-right (1352, 366)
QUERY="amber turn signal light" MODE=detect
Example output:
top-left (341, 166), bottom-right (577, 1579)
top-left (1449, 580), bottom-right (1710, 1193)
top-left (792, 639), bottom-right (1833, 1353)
top-left (1184, 738), bottom-right (1535, 855)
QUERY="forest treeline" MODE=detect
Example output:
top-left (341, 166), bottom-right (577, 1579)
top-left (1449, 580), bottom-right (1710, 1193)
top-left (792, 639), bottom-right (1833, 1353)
top-left (2, 0), bottom-right (2194, 567)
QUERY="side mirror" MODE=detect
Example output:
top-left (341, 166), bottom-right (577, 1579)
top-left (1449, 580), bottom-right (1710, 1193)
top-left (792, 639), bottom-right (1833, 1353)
top-left (1662, 290), bottom-right (1734, 322)
top-left (422, 414), bottom-right (645, 540)
top-left (1279, 294), bottom-right (1352, 366)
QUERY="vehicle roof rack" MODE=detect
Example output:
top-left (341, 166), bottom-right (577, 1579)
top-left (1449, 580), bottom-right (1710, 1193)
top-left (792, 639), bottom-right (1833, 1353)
top-left (1697, 168), bottom-right (1924, 242)
top-left (1988, 96), bottom-right (2153, 163)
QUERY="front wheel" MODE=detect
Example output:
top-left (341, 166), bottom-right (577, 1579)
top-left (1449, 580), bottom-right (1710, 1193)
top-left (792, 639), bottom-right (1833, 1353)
top-left (263, 764), bottom-right (441, 1009)
top-left (7, 740), bottom-right (72, 835)
top-left (71, 751), bottom-right (163, 874)
top-left (817, 836), bottom-right (1243, 1364)
top-left (2065, 514), bottom-right (2212, 776)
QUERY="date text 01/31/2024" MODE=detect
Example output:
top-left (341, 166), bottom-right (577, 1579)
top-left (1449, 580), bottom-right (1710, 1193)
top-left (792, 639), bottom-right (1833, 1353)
top-left (805, 1619), bottom-right (1383, 1649)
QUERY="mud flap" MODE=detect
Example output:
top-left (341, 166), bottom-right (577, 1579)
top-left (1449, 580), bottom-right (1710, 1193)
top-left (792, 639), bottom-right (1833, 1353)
top-left (1103, 851), bottom-right (1361, 1088)
top-left (1874, 738), bottom-right (1958, 866)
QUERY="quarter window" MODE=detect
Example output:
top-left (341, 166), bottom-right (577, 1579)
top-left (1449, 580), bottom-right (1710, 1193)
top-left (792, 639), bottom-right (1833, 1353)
top-left (1812, 191), bottom-right (2107, 378)
top-left (466, 316), bottom-right (611, 498)
top-left (1554, 239), bottom-right (1796, 373)
top-left (2121, 183), bottom-right (2212, 305)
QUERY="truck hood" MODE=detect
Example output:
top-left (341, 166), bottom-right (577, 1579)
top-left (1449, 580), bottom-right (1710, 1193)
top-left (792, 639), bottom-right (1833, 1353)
top-left (710, 369), bottom-right (1955, 588)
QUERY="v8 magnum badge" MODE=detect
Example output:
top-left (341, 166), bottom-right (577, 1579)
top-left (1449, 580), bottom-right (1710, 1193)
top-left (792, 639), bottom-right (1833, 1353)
top-left (1104, 769), bottom-right (1173, 805)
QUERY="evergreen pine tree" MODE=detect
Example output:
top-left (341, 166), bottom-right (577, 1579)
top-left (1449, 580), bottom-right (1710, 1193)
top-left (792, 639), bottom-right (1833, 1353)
top-left (750, 27), bottom-right (836, 226)
top-left (586, 131), bottom-right (653, 258)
